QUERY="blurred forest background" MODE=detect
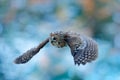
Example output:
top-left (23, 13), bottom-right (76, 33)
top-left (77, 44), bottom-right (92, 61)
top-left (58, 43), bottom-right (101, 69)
top-left (0, 0), bottom-right (120, 80)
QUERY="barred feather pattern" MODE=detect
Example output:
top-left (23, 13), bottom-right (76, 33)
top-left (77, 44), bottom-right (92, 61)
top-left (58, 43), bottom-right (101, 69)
top-left (14, 48), bottom-right (38, 64)
top-left (14, 38), bottom-right (49, 64)
top-left (65, 33), bottom-right (98, 65)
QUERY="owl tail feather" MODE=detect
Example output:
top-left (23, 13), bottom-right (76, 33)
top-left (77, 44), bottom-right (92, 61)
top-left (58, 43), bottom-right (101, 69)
top-left (14, 38), bottom-right (49, 64)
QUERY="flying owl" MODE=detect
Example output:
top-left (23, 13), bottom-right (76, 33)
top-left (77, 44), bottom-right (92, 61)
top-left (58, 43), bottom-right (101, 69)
top-left (14, 31), bottom-right (98, 66)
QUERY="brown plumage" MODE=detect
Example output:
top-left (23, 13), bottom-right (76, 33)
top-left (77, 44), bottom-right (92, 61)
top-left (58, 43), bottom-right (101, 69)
top-left (14, 31), bottom-right (98, 66)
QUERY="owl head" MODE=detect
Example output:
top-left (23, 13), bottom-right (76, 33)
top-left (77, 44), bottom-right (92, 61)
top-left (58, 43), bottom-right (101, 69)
top-left (50, 31), bottom-right (67, 48)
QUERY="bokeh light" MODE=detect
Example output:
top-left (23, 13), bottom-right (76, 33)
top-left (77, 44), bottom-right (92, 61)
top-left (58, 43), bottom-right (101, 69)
top-left (0, 0), bottom-right (120, 80)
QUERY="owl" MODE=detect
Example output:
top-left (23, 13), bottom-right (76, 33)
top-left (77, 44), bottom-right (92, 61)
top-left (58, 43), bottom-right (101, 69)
top-left (14, 31), bottom-right (98, 66)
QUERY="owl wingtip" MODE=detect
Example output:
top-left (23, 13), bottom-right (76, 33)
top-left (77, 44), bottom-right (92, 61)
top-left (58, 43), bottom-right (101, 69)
top-left (14, 58), bottom-right (20, 64)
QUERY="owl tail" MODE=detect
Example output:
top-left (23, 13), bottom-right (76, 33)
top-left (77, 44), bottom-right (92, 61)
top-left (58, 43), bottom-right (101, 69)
top-left (14, 38), bottom-right (49, 64)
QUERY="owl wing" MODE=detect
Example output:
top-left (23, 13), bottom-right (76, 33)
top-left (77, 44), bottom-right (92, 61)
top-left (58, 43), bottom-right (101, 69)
top-left (71, 39), bottom-right (88, 65)
top-left (70, 36), bottom-right (98, 66)
top-left (14, 38), bottom-right (49, 64)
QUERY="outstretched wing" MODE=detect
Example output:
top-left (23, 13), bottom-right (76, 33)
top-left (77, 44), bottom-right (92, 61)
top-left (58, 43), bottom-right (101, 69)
top-left (14, 48), bottom-right (39, 64)
top-left (14, 38), bottom-right (49, 64)
top-left (66, 35), bottom-right (98, 66)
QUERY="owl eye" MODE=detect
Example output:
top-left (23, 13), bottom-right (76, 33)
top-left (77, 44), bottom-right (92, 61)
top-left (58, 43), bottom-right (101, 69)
top-left (58, 42), bottom-right (61, 44)
top-left (52, 37), bottom-right (57, 41)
